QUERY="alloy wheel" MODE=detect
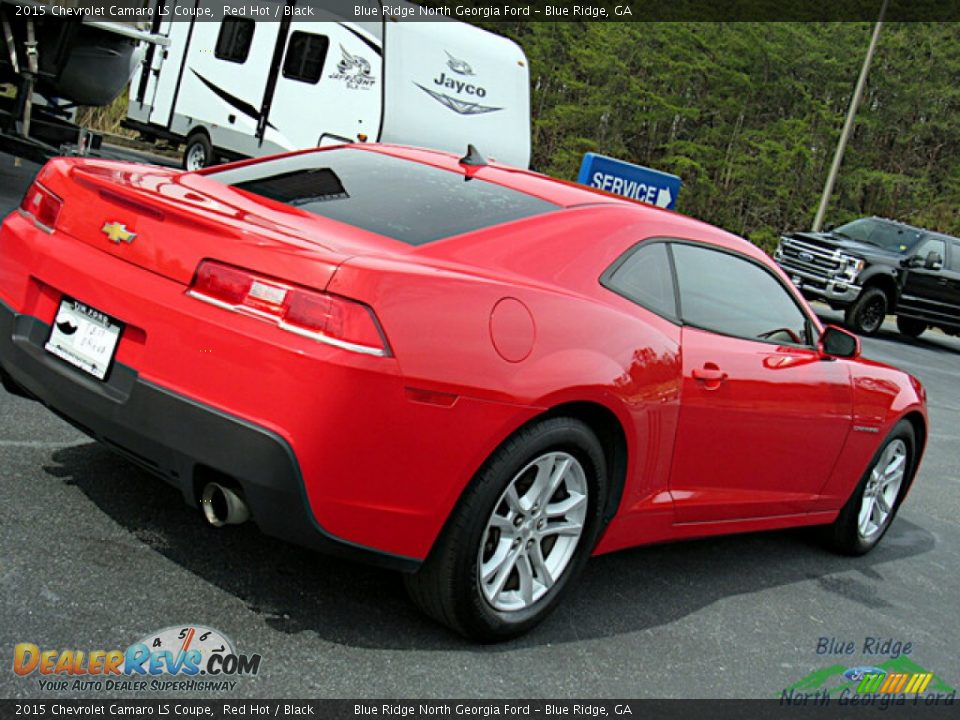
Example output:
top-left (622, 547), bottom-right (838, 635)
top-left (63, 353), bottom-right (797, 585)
top-left (477, 451), bottom-right (588, 612)
top-left (858, 438), bottom-right (906, 540)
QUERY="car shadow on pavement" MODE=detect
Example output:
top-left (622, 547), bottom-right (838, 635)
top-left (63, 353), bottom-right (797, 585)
top-left (46, 442), bottom-right (936, 652)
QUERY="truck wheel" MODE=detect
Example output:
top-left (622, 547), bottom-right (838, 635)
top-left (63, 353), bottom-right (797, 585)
top-left (404, 417), bottom-right (608, 642)
top-left (896, 317), bottom-right (926, 339)
top-left (844, 287), bottom-right (888, 336)
top-left (183, 132), bottom-right (214, 171)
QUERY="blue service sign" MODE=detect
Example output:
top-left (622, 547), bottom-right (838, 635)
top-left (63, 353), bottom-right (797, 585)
top-left (577, 152), bottom-right (682, 210)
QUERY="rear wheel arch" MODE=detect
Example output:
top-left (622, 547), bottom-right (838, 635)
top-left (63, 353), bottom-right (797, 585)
top-left (424, 399), bottom-right (630, 564)
top-left (538, 401), bottom-right (629, 527)
top-left (407, 409), bottom-right (617, 639)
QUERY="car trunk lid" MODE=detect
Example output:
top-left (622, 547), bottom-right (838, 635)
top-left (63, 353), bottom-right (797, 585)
top-left (51, 159), bottom-right (397, 290)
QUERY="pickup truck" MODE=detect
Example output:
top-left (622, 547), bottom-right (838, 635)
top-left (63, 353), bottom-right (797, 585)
top-left (774, 216), bottom-right (960, 338)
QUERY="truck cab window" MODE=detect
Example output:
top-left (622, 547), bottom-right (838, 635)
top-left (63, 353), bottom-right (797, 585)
top-left (215, 18), bottom-right (255, 64)
top-left (283, 32), bottom-right (330, 84)
top-left (913, 238), bottom-right (946, 268)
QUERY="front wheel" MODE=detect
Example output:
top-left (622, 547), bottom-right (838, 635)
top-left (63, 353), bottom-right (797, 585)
top-left (825, 420), bottom-right (915, 555)
top-left (404, 417), bottom-right (608, 641)
top-left (844, 287), bottom-right (889, 336)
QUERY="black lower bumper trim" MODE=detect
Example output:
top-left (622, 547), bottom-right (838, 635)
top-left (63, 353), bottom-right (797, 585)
top-left (0, 299), bottom-right (420, 573)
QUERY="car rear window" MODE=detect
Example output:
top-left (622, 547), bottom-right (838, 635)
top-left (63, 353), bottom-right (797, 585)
top-left (211, 148), bottom-right (559, 246)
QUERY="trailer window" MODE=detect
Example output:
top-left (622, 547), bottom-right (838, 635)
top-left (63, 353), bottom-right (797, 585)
top-left (215, 18), bottom-right (255, 64)
top-left (215, 148), bottom-right (559, 246)
top-left (283, 32), bottom-right (329, 84)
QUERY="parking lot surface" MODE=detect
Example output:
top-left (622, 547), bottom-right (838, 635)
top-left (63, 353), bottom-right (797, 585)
top-left (1, 154), bottom-right (958, 698)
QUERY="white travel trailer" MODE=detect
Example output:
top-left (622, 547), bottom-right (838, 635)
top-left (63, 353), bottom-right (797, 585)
top-left (125, 0), bottom-right (531, 169)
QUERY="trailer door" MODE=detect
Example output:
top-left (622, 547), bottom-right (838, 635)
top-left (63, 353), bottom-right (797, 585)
top-left (169, 1), bottom-right (284, 156)
top-left (262, 22), bottom-right (383, 152)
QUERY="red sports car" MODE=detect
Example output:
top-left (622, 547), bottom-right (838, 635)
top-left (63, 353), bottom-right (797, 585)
top-left (1, 145), bottom-right (926, 640)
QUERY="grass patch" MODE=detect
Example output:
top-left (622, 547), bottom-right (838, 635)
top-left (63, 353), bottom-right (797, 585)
top-left (76, 93), bottom-right (136, 138)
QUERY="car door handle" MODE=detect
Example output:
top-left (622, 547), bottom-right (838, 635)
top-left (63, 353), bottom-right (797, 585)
top-left (692, 365), bottom-right (728, 386)
top-left (937, 278), bottom-right (949, 285)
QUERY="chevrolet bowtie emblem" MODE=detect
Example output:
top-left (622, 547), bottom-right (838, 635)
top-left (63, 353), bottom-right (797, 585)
top-left (101, 222), bottom-right (136, 245)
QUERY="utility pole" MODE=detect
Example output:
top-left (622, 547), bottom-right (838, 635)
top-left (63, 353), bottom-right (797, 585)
top-left (812, 0), bottom-right (888, 231)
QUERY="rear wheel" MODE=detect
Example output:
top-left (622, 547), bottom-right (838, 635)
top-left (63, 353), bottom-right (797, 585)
top-left (896, 316), bottom-right (927, 338)
top-left (404, 417), bottom-right (608, 641)
top-left (825, 420), bottom-right (915, 555)
top-left (183, 132), bottom-right (214, 171)
top-left (844, 287), bottom-right (888, 336)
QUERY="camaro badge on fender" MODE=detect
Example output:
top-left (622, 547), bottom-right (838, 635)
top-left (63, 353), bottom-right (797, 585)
top-left (101, 222), bottom-right (136, 245)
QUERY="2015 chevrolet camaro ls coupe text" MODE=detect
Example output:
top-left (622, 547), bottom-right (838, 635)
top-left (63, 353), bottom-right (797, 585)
top-left (1, 145), bottom-right (927, 640)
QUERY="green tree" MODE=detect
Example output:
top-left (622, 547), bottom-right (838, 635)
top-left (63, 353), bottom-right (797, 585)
top-left (477, 21), bottom-right (960, 249)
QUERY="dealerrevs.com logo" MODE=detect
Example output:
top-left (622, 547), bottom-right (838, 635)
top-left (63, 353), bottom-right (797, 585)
top-left (13, 625), bottom-right (261, 693)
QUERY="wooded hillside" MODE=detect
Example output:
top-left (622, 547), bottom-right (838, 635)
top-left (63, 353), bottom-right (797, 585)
top-left (476, 22), bottom-right (960, 250)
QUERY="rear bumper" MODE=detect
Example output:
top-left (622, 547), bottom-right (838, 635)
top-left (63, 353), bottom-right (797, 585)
top-left (0, 209), bottom-right (542, 565)
top-left (0, 298), bottom-right (420, 572)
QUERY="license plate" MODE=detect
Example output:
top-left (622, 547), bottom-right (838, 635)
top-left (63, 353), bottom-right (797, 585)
top-left (44, 298), bottom-right (123, 381)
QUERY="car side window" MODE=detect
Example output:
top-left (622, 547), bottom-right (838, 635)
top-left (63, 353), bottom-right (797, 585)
top-left (950, 242), bottom-right (960, 272)
top-left (601, 242), bottom-right (678, 321)
top-left (672, 243), bottom-right (811, 346)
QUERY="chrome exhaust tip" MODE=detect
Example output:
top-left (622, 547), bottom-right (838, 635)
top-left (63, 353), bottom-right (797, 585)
top-left (201, 482), bottom-right (250, 527)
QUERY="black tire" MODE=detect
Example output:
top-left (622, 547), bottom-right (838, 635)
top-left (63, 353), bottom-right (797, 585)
top-left (896, 316), bottom-right (927, 339)
top-left (183, 132), bottom-right (214, 171)
top-left (825, 420), bottom-right (915, 556)
top-left (844, 287), bottom-right (889, 336)
top-left (405, 416), bottom-right (608, 642)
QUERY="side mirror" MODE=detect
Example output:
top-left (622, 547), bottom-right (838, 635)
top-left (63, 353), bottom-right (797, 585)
top-left (903, 254), bottom-right (924, 269)
top-left (820, 325), bottom-right (861, 359)
top-left (924, 251), bottom-right (944, 270)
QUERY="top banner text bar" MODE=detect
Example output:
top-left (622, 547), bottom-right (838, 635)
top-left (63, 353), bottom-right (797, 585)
top-left (8, 0), bottom-right (960, 22)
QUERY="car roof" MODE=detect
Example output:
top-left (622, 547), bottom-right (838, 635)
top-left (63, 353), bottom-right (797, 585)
top-left (203, 143), bottom-right (766, 270)
top-left (360, 145), bottom-right (760, 255)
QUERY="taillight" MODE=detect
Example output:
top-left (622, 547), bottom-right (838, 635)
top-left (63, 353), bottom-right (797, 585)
top-left (188, 260), bottom-right (390, 357)
top-left (19, 181), bottom-right (63, 232)
top-left (193, 262), bottom-right (253, 306)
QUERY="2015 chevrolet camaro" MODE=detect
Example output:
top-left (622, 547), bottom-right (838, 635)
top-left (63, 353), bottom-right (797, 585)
top-left (1, 145), bottom-right (927, 640)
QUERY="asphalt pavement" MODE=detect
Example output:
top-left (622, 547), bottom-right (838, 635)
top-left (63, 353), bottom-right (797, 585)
top-left (0, 153), bottom-right (958, 699)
